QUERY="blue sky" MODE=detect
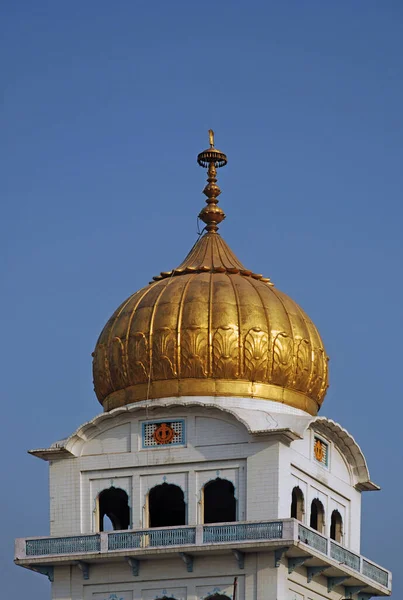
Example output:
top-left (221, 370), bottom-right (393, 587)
top-left (1, 1), bottom-right (402, 597)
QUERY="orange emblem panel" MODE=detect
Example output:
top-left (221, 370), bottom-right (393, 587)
top-left (314, 438), bottom-right (324, 463)
top-left (153, 422), bottom-right (178, 445)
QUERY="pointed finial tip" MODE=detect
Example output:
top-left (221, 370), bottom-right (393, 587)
top-left (197, 130), bottom-right (227, 233)
top-left (208, 129), bottom-right (215, 148)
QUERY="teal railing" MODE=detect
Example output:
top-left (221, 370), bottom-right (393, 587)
top-left (22, 521), bottom-right (389, 589)
top-left (362, 559), bottom-right (389, 587)
top-left (330, 540), bottom-right (360, 571)
top-left (203, 521), bottom-right (282, 544)
top-left (298, 524), bottom-right (328, 554)
top-left (26, 535), bottom-right (100, 556)
top-left (108, 527), bottom-right (196, 551)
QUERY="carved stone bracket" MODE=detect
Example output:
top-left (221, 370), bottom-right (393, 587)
top-left (306, 565), bottom-right (329, 582)
top-left (232, 549), bottom-right (245, 569)
top-left (288, 555), bottom-right (311, 574)
top-left (30, 565), bottom-right (54, 582)
top-left (327, 576), bottom-right (348, 592)
top-left (77, 561), bottom-right (90, 580)
top-left (126, 557), bottom-right (140, 576)
top-left (274, 546), bottom-right (289, 567)
top-left (179, 552), bottom-right (193, 572)
top-left (343, 586), bottom-right (366, 599)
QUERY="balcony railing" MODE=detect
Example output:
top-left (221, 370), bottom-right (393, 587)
top-left (298, 524), bottom-right (327, 554)
top-left (26, 535), bottom-right (100, 556)
top-left (16, 519), bottom-right (390, 591)
top-left (203, 521), bottom-right (283, 544)
top-left (109, 527), bottom-right (196, 551)
top-left (297, 523), bottom-right (389, 589)
top-left (362, 558), bottom-right (389, 588)
top-left (330, 539), bottom-right (360, 571)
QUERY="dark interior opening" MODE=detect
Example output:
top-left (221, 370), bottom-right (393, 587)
top-left (203, 478), bottom-right (236, 524)
top-left (148, 483), bottom-right (186, 528)
top-left (290, 486), bottom-right (304, 521)
top-left (330, 509), bottom-right (343, 542)
top-left (310, 498), bottom-right (325, 532)
top-left (205, 595), bottom-right (231, 600)
top-left (98, 487), bottom-right (130, 531)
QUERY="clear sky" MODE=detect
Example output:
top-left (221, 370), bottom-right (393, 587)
top-left (1, 1), bottom-right (402, 597)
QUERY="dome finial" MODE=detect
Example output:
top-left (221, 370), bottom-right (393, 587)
top-left (197, 130), bottom-right (228, 233)
top-left (208, 128), bottom-right (215, 148)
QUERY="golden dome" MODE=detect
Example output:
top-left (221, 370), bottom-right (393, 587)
top-left (92, 133), bottom-right (329, 415)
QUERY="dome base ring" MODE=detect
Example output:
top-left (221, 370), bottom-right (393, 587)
top-left (101, 378), bottom-right (319, 416)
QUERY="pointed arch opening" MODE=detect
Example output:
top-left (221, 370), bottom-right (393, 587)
top-left (290, 486), bottom-right (304, 521)
top-left (203, 478), bottom-right (237, 524)
top-left (148, 483), bottom-right (186, 528)
top-left (330, 509), bottom-right (343, 543)
top-left (310, 498), bottom-right (325, 533)
top-left (97, 487), bottom-right (130, 532)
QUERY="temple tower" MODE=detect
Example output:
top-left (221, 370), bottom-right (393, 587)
top-left (15, 133), bottom-right (392, 600)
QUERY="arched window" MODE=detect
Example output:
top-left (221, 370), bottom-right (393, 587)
top-left (330, 509), bottom-right (343, 543)
top-left (206, 595), bottom-right (231, 600)
top-left (148, 483), bottom-right (186, 528)
top-left (290, 486), bottom-right (304, 521)
top-left (203, 478), bottom-right (236, 524)
top-left (310, 498), bottom-right (325, 533)
top-left (97, 487), bottom-right (130, 532)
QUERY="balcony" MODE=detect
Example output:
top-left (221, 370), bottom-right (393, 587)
top-left (15, 519), bottom-right (391, 596)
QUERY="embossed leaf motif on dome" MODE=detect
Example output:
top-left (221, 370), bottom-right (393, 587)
top-left (181, 327), bottom-right (208, 378)
top-left (294, 338), bottom-right (311, 391)
top-left (109, 337), bottom-right (128, 390)
top-left (128, 332), bottom-right (149, 385)
top-left (212, 326), bottom-right (239, 378)
top-left (309, 348), bottom-right (327, 399)
top-left (244, 328), bottom-right (269, 381)
top-left (272, 333), bottom-right (294, 387)
top-left (152, 328), bottom-right (177, 380)
top-left (92, 344), bottom-right (112, 401)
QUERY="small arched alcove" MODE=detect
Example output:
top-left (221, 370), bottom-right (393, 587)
top-left (330, 509), bottom-right (343, 543)
top-left (148, 483), bottom-right (186, 528)
top-left (290, 486), bottom-right (304, 521)
top-left (203, 478), bottom-right (236, 524)
top-left (310, 498), bottom-right (325, 533)
top-left (97, 487), bottom-right (130, 532)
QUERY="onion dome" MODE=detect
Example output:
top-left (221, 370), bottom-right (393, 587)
top-left (93, 132), bottom-right (329, 415)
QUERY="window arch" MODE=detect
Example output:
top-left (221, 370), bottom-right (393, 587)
top-left (148, 483), bottom-right (186, 528)
top-left (310, 498), bottom-right (325, 533)
top-left (290, 486), bottom-right (304, 521)
top-left (97, 487), bottom-right (130, 532)
top-left (203, 478), bottom-right (236, 524)
top-left (205, 595), bottom-right (231, 600)
top-left (330, 509), bottom-right (343, 543)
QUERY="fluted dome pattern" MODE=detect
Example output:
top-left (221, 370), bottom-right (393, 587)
top-left (93, 233), bottom-right (329, 414)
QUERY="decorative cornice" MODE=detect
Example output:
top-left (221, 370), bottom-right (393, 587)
top-left (28, 398), bottom-right (377, 492)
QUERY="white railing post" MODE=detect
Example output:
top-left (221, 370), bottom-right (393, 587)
top-left (100, 532), bottom-right (108, 554)
top-left (195, 525), bottom-right (203, 546)
top-left (281, 519), bottom-right (294, 541)
top-left (15, 538), bottom-right (26, 560)
top-left (292, 518), bottom-right (299, 543)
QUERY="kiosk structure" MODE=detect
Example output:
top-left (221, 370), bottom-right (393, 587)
top-left (15, 134), bottom-right (392, 600)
